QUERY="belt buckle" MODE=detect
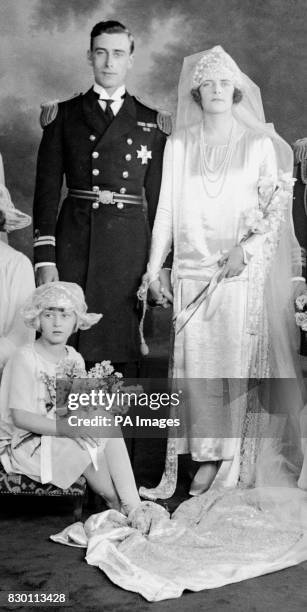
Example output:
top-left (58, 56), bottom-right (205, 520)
top-left (97, 190), bottom-right (114, 205)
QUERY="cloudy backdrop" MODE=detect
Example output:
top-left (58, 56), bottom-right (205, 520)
top-left (0, 0), bottom-right (306, 256)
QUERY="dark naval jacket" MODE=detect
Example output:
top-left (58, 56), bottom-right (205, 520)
top-left (33, 87), bottom-right (171, 362)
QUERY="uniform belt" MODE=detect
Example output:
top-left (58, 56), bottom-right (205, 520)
top-left (68, 188), bottom-right (143, 205)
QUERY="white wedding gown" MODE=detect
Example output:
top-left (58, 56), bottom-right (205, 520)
top-left (141, 123), bottom-right (303, 498)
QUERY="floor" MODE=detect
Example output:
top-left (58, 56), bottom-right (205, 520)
top-left (1, 434), bottom-right (307, 612)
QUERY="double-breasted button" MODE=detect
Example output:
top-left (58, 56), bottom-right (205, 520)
top-left (125, 153), bottom-right (132, 161)
top-left (127, 138), bottom-right (133, 145)
top-left (122, 170), bottom-right (129, 179)
top-left (89, 135), bottom-right (96, 141)
top-left (92, 151), bottom-right (99, 159)
top-left (92, 169), bottom-right (100, 176)
top-left (92, 202), bottom-right (99, 210)
top-left (117, 202), bottom-right (124, 210)
top-left (119, 187), bottom-right (127, 194)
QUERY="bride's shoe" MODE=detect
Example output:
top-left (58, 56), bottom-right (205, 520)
top-left (189, 461), bottom-right (219, 496)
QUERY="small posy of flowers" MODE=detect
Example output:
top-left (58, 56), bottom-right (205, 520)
top-left (57, 360), bottom-right (141, 416)
top-left (87, 360), bottom-right (123, 379)
top-left (13, 360), bottom-right (138, 454)
top-left (295, 294), bottom-right (307, 332)
top-left (241, 172), bottom-right (296, 241)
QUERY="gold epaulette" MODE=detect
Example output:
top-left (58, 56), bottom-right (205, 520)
top-left (135, 95), bottom-right (172, 135)
top-left (40, 100), bottom-right (59, 128)
top-left (39, 93), bottom-right (81, 128)
top-left (292, 137), bottom-right (307, 164)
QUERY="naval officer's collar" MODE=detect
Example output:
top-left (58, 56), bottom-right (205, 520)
top-left (93, 83), bottom-right (126, 101)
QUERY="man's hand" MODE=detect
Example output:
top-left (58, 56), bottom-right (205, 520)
top-left (149, 279), bottom-right (169, 308)
top-left (35, 265), bottom-right (59, 286)
top-left (218, 246), bottom-right (246, 280)
top-left (149, 270), bottom-right (173, 309)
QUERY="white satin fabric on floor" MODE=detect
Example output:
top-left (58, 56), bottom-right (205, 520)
top-left (51, 486), bottom-right (307, 602)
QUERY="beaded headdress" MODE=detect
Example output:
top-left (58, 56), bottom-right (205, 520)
top-left (21, 282), bottom-right (102, 330)
top-left (0, 183), bottom-right (31, 232)
top-left (192, 46), bottom-right (242, 89)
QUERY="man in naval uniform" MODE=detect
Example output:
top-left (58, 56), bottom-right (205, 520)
top-left (33, 20), bottom-right (171, 374)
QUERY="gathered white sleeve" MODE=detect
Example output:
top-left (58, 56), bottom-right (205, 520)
top-left (0, 255), bottom-right (35, 372)
top-left (146, 139), bottom-right (174, 282)
top-left (242, 136), bottom-right (278, 260)
top-left (66, 346), bottom-right (87, 374)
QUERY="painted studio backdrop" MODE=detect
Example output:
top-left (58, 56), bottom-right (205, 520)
top-left (0, 0), bottom-right (306, 258)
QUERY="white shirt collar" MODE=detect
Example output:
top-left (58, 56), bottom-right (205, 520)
top-left (93, 83), bottom-right (126, 101)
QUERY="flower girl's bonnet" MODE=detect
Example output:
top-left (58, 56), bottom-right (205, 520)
top-left (21, 282), bottom-right (102, 331)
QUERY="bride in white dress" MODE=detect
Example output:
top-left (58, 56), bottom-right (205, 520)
top-left (139, 45), bottom-right (307, 498)
top-left (52, 47), bottom-right (307, 601)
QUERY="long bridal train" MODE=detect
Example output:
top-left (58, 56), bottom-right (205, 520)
top-left (51, 480), bottom-right (307, 601)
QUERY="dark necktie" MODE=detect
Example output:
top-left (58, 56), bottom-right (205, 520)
top-left (101, 99), bottom-right (114, 125)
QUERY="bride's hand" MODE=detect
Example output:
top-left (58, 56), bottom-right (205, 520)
top-left (149, 279), bottom-right (169, 308)
top-left (218, 246), bottom-right (246, 279)
top-left (159, 269), bottom-right (173, 304)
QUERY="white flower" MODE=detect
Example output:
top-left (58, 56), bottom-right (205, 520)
top-left (258, 175), bottom-right (275, 191)
top-left (87, 360), bottom-right (115, 378)
top-left (243, 208), bottom-right (270, 233)
top-left (296, 294), bottom-right (307, 311)
top-left (295, 312), bottom-right (307, 331)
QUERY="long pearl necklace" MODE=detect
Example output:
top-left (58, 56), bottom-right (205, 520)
top-left (200, 120), bottom-right (236, 198)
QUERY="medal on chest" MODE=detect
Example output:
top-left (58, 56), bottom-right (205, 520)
top-left (137, 145), bottom-right (152, 165)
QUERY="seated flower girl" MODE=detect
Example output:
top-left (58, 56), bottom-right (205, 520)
top-left (0, 282), bottom-right (147, 519)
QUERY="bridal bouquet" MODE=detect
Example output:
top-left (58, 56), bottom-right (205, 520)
top-left (241, 171), bottom-right (296, 241)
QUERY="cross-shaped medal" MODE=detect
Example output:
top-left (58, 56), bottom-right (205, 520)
top-left (137, 145), bottom-right (152, 165)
